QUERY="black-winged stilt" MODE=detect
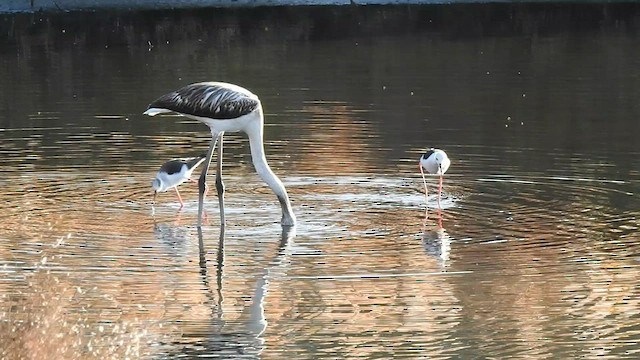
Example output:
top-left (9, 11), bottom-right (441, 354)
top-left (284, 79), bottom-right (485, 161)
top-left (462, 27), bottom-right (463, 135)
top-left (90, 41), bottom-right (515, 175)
top-left (152, 155), bottom-right (207, 207)
top-left (419, 148), bottom-right (450, 208)
top-left (144, 82), bottom-right (296, 227)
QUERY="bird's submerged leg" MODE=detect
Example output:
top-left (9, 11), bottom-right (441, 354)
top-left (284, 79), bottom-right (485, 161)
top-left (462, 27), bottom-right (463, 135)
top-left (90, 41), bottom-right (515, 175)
top-left (198, 135), bottom-right (219, 227)
top-left (420, 164), bottom-right (429, 218)
top-left (216, 132), bottom-right (225, 226)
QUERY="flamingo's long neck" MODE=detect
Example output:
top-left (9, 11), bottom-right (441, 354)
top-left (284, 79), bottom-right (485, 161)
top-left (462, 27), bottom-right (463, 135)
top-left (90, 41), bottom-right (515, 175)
top-left (245, 107), bottom-right (296, 226)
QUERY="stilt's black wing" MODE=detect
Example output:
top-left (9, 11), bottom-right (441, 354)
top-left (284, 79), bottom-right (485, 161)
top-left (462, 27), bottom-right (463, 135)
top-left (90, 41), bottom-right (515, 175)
top-left (159, 155), bottom-right (206, 175)
top-left (422, 148), bottom-right (435, 161)
top-left (185, 155), bottom-right (206, 170)
top-left (159, 159), bottom-right (186, 175)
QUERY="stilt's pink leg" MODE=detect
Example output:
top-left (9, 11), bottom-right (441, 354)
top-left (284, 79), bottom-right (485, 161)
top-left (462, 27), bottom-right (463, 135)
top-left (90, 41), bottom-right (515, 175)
top-left (437, 175), bottom-right (443, 209)
top-left (188, 178), bottom-right (208, 200)
top-left (420, 164), bottom-right (429, 218)
top-left (190, 179), bottom-right (208, 223)
top-left (174, 187), bottom-right (184, 208)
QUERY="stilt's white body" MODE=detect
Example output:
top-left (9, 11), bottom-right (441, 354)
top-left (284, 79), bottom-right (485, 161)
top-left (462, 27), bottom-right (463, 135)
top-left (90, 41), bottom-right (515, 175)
top-left (419, 149), bottom-right (450, 175)
top-left (144, 82), bottom-right (296, 226)
top-left (153, 163), bottom-right (199, 192)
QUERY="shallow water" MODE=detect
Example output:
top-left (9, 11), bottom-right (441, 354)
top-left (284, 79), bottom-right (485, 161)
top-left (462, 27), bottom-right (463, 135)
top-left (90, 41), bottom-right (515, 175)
top-left (1, 4), bottom-right (639, 359)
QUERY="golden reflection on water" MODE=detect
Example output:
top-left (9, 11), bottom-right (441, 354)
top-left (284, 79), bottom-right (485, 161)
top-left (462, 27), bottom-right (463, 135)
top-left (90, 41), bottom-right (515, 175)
top-left (1, 152), bottom-right (638, 359)
top-left (1, 96), bottom-right (639, 359)
top-left (2, 6), bottom-right (640, 358)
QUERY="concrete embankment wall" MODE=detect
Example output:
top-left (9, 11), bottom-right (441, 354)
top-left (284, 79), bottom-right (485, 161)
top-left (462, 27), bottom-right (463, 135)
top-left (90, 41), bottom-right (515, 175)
top-left (3, 0), bottom-right (505, 13)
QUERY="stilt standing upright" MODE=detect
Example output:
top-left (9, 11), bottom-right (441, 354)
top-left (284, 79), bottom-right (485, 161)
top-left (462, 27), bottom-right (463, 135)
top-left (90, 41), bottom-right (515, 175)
top-left (419, 148), bottom-right (451, 212)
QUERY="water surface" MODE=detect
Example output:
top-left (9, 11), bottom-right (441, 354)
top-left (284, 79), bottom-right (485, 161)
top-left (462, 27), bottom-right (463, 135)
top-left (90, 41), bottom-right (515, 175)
top-left (1, 4), bottom-right (639, 359)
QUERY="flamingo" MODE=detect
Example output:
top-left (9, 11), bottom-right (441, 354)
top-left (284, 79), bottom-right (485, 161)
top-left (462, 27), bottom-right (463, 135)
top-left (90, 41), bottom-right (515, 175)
top-left (144, 82), bottom-right (296, 227)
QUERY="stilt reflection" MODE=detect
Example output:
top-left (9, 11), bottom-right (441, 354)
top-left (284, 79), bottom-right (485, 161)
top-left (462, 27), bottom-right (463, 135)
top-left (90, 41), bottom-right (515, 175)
top-left (422, 209), bottom-right (451, 267)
